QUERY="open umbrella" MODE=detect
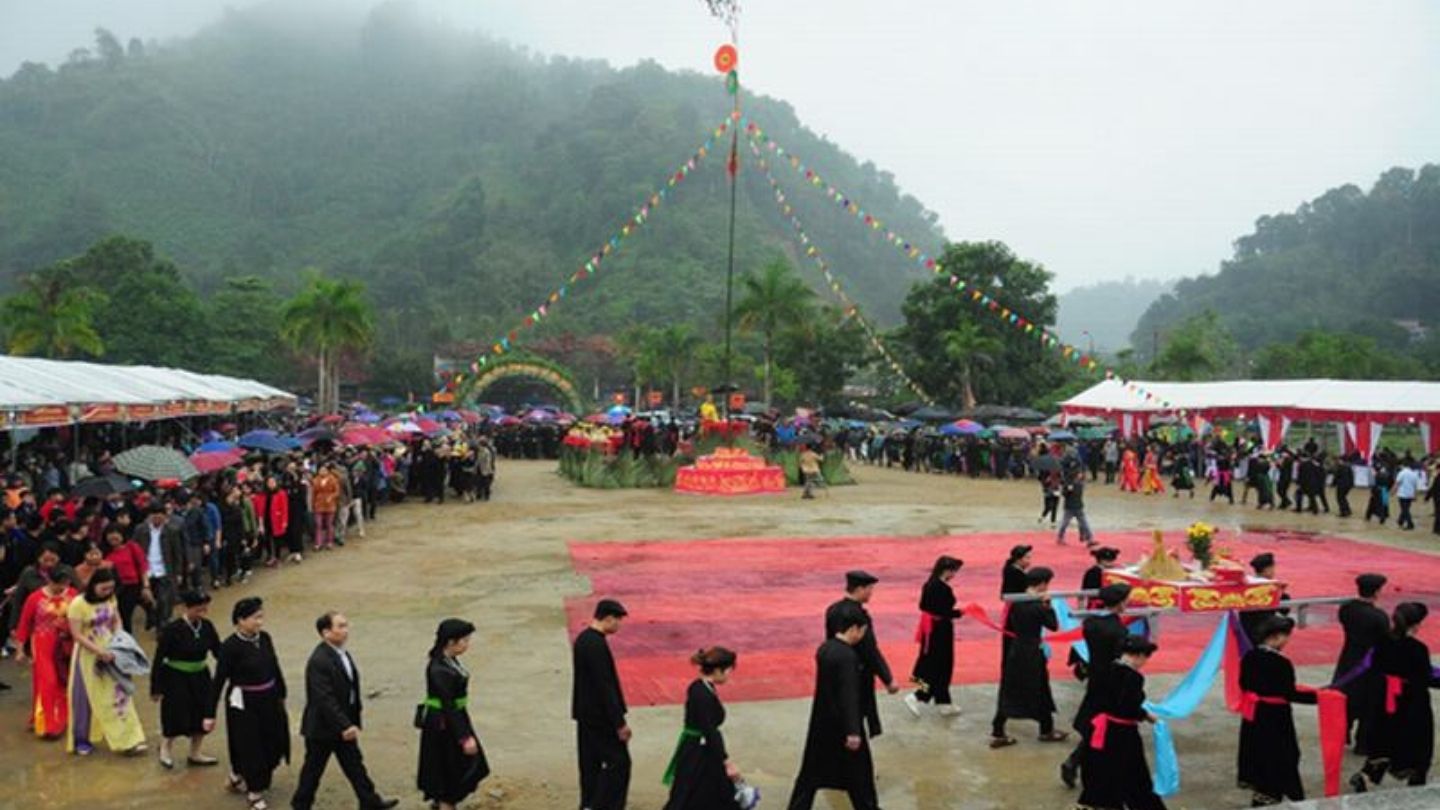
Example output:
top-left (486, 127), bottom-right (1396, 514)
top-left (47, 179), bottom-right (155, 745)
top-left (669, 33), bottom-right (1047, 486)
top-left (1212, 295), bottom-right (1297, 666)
top-left (911, 406), bottom-right (958, 423)
top-left (113, 446), bottom-right (200, 482)
top-left (190, 449), bottom-right (245, 474)
top-left (238, 430), bottom-right (292, 454)
top-left (197, 440), bottom-right (236, 453)
top-left (319, 414), bottom-right (345, 425)
top-left (387, 421), bottom-right (422, 435)
top-left (997, 427), bottom-right (1030, 440)
top-left (340, 427), bottom-right (392, 447)
top-left (947, 419), bottom-right (985, 435)
top-left (1047, 430), bottom-right (1078, 442)
top-left (71, 473), bottom-right (136, 499)
top-left (297, 426), bottom-right (340, 444)
top-left (524, 409), bottom-right (556, 422)
top-left (353, 410), bottom-right (382, 424)
top-left (1032, 454), bottom-right (1062, 473)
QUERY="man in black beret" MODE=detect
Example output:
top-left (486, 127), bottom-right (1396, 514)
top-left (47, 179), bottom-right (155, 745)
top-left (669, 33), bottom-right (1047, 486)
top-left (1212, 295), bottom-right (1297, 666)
top-left (824, 571), bottom-right (897, 739)
top-left (1239, 553), bottom-right (1291, 645)
top-left (1334, 573), bottom-right (1389, 754)
top-left (788, 603), bottom-right (880, 810)
top-left (1061, 582), bottom-right (1133, 787)
top-left (573, 599), bottom-right (631, 810)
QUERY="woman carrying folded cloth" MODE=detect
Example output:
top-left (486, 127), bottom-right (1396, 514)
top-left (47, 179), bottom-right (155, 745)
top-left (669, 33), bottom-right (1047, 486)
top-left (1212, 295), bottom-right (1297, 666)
top-left (1236, 616), bottom-right (1317, 806)
top-left (1077, 635), bottom-right (1166, 810)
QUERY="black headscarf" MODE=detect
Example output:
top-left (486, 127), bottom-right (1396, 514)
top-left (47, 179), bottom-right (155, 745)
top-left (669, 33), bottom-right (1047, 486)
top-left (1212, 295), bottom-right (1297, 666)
top-left (429, 618), bottom-right (476, 658)
top-left (232, 596), bottom-right (264, 625)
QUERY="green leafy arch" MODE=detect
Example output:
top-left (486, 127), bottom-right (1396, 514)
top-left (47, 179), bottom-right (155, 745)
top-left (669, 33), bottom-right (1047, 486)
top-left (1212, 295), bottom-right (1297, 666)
top-left (458, 355), bottom-right (588, 414)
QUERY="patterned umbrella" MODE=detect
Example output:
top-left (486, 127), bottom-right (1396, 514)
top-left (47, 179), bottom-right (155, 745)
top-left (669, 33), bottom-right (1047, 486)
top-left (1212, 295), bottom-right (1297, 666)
top-left (113, 445), bottom-right (200, 481)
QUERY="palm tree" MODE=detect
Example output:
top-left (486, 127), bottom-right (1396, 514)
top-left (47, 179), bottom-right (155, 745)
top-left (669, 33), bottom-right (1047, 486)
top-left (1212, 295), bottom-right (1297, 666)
top-left (651, 323), bottom-right (702, 410)
top-left (733, 258), bottom-right (814, 405)
top-left (1, 268), bottom-right (107, 358)
top-left (280, 273), bottom-right (374, 414)
top-left (943, 320), bottom-right (1004, 411)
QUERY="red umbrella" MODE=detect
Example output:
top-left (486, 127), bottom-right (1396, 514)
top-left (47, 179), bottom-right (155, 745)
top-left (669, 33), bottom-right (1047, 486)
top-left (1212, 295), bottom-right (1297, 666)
top-left (319, 414), bottom-right (345, 424)
top-left (416, 418), bottom-right (443, 434)
top-left (189, 449), bottom-right (244, 474)
top-left (341, 427), bottom-right (393, 447)
top-left (458, 410), bottom-right (481, 424)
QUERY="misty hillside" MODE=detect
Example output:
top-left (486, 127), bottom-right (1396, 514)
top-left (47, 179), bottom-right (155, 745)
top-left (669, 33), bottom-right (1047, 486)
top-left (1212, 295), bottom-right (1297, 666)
top-left (1133, 165), bottom-right (1440, 355)
top-left (1056, 278), bottom-right (1171, 356)
top-left (0, 2), bottom-right (944, 357)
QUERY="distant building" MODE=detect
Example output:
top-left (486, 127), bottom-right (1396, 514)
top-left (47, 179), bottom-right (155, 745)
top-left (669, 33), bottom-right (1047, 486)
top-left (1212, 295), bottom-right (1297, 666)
top-left (1393, 319), bottom-right (1429, 344)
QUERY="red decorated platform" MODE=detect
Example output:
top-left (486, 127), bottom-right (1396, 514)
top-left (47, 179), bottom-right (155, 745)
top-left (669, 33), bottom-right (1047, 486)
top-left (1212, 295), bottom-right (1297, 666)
top-left (1102, 569), bottom-right (1285, 613)
top-left (674, 447), bottom-right (786, 496)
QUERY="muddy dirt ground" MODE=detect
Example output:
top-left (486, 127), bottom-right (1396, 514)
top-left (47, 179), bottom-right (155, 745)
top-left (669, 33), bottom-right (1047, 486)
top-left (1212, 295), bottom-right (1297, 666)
top-left (4, 460), bottom-right (1437, 809)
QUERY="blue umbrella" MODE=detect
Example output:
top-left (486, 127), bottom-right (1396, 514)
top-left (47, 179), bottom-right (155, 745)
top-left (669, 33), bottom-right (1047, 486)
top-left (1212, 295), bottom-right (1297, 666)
top-left (379, 396), bottom-right (403, 406)
top-left (197, 440), bottom-right (237, 453)
top-left (238, 430), bottom-right (292, 454)
top-left (1047, 430), bottom-right (1078, 441)
top-left (353, 411), bottom-right (382, 424)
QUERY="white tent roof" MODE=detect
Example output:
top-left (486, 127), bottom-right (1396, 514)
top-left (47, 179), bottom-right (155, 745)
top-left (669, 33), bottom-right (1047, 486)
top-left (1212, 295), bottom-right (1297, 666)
top-left (1060, 378), bottom-right (1440, 423)
top-left (0, 356), bottom-right (294, 417)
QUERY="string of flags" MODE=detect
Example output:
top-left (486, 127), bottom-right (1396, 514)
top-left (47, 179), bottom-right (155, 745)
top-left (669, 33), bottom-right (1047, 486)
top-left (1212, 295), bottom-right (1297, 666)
top-left (747, 138), bottom-right (935, 405)
top-left (451, 117), bottom-right (734, 388)
top-left (745, 121), bottom-right (1188, 416)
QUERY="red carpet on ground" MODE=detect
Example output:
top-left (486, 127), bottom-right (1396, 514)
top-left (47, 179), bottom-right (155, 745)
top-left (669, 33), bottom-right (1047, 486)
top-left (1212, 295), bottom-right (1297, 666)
top-left (564, 530), bottom-right (1440, 707)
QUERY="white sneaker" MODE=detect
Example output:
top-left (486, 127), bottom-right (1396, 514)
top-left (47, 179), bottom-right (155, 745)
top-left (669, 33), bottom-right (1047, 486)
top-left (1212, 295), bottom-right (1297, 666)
top-left (903, 692), bottom-right (924, 718)
top-left (937, 704), bottom-right (962, 717)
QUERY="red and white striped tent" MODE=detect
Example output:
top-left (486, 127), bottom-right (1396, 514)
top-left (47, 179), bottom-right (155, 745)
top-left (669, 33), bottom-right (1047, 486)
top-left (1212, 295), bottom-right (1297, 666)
top-left (1060, 379), bottom-right (1440, 457)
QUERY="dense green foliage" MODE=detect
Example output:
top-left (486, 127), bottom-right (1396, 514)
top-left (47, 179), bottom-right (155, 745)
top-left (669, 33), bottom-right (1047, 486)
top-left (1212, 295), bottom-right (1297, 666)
top-left (0, 4), bottom-right (943, 398)
top-left (1134, 165), bottom-right (1440, 366)
top-left (891, 242), bottom-right (1066, 408)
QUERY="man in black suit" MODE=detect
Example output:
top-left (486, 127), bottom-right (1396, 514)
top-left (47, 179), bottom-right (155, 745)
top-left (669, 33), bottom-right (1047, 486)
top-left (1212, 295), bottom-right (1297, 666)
top-left (291, 612), bottom-right (398, 810)
top-left (572, 598), bottom-right (630, 810)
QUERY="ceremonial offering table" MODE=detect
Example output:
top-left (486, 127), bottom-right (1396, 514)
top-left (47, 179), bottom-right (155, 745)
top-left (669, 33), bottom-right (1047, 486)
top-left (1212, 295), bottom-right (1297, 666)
top-left (674, 447), bottom-right (786, 495)
top-left (1102, 568), bottom-right (1285, 613)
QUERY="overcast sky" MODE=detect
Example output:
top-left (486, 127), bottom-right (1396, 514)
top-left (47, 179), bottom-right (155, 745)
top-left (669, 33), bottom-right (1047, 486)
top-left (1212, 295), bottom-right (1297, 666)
top-left (3, 0), bottom-right (1437, 291)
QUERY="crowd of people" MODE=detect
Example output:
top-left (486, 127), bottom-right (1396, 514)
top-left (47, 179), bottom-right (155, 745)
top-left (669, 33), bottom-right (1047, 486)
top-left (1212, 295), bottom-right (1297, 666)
top-left (845, 426), bottom-right (1440, 537)
top-left (0, 414), bottom-right (505, 809)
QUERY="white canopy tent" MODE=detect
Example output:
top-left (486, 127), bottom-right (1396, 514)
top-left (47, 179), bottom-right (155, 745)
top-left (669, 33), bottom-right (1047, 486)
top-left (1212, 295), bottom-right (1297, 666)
top-left (0, 356), bottom-right (295, 429)
top-left (1060, 378), bottom-right (1440, 456)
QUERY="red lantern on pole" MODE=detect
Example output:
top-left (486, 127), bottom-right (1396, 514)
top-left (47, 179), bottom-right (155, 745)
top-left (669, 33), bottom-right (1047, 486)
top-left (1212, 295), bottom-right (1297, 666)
top-left (713, 44), bottom-right (738, 74)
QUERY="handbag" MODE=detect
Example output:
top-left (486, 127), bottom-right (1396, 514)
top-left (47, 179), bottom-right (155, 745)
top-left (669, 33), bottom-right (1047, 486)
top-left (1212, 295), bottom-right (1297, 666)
top-left (413, 702), bottom-right (428, 730)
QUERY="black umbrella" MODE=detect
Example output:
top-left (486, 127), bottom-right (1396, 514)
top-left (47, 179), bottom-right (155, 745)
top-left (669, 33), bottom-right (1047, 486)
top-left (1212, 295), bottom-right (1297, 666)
top-left (910, 406), bottom-right (958, 423)
top-left (1031, 455), bottom-right (1062, 474)
top-left (891, 401), bottom-right (924, 416)
top-left (71, 473), bottom-right (136, 498)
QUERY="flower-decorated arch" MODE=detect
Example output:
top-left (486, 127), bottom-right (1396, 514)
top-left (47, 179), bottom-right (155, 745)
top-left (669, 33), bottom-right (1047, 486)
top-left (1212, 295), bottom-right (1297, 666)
top-left (457, 355), bottom-right (588, 414)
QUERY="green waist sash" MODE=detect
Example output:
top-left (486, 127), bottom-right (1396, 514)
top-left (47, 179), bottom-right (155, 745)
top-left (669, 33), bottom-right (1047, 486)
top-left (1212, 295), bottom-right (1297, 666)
top-left (661, 726), bottom-right (704, 786)
top-left (422, 695), bottom-right (468, 710)
top-left (163, 658), bottom-right (209, 674)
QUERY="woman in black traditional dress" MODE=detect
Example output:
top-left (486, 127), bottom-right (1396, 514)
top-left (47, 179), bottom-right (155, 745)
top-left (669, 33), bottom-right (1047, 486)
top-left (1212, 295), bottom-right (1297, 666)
top-left (1237, 616), bottom-right (1317, 806)
top-left (1077, 635), bottom-right (1166, 810)
top-left (418, 618), bottom-right (489, 810)
top-left (152, 590), bottom-right (222, 769)
top-left (662, 646), bottom-right (740, 810)
top-left (1351, 602), bottom-right (1440, 791)
top-left (906, 555), bottom-right (963, 717)
top-left (211, 597), bottom-right (290, 810)
top-left (991, 566), bottom-right (1068, 747)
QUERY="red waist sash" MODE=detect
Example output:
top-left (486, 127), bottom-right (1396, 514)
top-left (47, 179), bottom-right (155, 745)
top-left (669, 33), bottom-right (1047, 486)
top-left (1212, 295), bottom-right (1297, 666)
top-left (1088, 713), bottom-right (1139, 750)
top-left (1239, 691), bottom-right (1290, 722)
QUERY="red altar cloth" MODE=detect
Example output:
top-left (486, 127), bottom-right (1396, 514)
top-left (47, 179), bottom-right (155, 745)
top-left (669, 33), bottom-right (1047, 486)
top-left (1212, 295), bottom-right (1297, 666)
top-left (674, 448), bottom-right (786, 496)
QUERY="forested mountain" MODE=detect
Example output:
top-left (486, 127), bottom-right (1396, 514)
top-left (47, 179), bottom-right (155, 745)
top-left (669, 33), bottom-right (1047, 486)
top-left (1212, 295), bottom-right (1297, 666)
top-left (1056, 278), bottom-right (1171, 356)
top-left (1133, 165), bottom-right (1440, 358)
top-left (0, 1), bottom-right (943, 370)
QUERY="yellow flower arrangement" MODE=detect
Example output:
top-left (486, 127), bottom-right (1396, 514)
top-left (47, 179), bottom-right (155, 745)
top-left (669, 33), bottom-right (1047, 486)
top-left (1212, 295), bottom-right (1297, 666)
top-left (1186, 522), bottom-right (1216, 569)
